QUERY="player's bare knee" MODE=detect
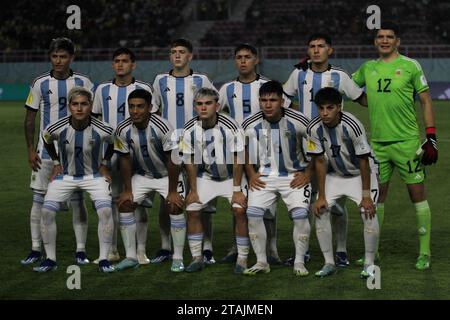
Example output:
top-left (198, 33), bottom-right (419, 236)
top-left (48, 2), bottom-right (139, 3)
top-left (407, 183), bottom-right (426, 203)
top-left (233, 207), bottom-right (247, 221)
top-left (118, 201), bottom-right (136, 212)
top-left (167, 203), bottom-right (182, 215)
top-left (187, 210), bottom-right (201, 221)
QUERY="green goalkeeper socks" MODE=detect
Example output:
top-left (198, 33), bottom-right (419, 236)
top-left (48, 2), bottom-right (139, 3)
top-left (415, 200), bottom-right (431, 256)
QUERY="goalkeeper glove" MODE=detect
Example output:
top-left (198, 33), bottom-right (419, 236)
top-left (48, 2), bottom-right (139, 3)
top-left (421, 127), bottom-right (438, 165)
top-left (294, 56), bottom-right (310, 71)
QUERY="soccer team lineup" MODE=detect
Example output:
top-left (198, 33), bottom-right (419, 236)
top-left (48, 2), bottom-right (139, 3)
top-left (18, 17), bottom-right (439, 288)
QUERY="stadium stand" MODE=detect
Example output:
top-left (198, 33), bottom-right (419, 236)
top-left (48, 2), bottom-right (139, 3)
top-left (0, 0), bottom-right (187, 51)
top-left (201, 0), bottom-right (450, 47)
top-left (1, 0), bottom-right (450, 60)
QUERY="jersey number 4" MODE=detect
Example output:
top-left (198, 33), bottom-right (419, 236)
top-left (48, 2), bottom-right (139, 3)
top-left (377, 78), bottom-right (391, 93)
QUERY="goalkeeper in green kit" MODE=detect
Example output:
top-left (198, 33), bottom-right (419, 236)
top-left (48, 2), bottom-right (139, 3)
top-left (352, 22), bottom-right (437, 270)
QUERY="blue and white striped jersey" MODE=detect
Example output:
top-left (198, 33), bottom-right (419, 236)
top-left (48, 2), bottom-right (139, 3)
top-left (242, 108), bottom-right (310, 177)
top-left (114, 114), bottom-right (177, 179)
top-left (283, 65), bottom-right (363, 119)
top-left (307, 111), bottom-right (376, 176)
top-left (182, 113), bottom-right (245, 181)
top-left (93, 78), bottom-right (154, 129)
top-left (42, 116), bottom-right (113, 179)
top-left (25, 70), bottom-right (94, 160)
top-left (152, 69), bottom-right (216, 130)
top-left (218, 74), bottom-right (291, 124)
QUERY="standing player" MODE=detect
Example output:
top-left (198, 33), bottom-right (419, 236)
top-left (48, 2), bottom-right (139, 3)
top-left (218, 43), bottom-right (291, 265)
top-left (33, 87), bottom-right (115, 273)
top-left (308, 87), bottom-right (379, 278)
top-left (182, 88), bottom-right (248, 273)
top-left (92, 47), bottom-right (154, 265)
top-left (22, 38), bottom-right (94, 266)
top-left (242, 81), bottom-right (312, 276)
top-left (114, 89), bottom-right (186, 272)
top-left (283, 33), bottom-right (366, 266)
top-left (352, 22), bottom-right (437, 270)
top-left (152, 38), bottom-right (217, 264)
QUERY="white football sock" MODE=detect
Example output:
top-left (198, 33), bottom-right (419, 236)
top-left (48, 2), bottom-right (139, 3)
top-left (315, 210), bottom-right (334, 265)
top-left (120, 212), bottom-right (137, 260)
top-left (170, 213), bottom-right (186, 260)
top-left (96, 205), bottom-right (113, 261)
top-left (135, 206), bottom-right (148, 253)
top-left (70, 195), bottom-right (88, 252)
top-left (362, 213), bottom-right (380, 266)
top-left (41, 202), bottom-right (59, 261)
top-left (30, 193), bottom-right (44, 251)
top-left (188, 233), bottom-right (203, 258)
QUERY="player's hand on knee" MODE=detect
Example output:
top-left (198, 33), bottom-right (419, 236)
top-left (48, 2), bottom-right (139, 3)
top-left (166, 191), bottom-right (184, 210)
top-left (28, 150), bottom-right (42, 171)
top-left (186, 191), bottom-right (202, 207)
top-left (248, 172), bottom-right (266, 191)
top-left (359, 197), bottom-right (376, 219)
top-left (231, 191), bottom-right (247, 209)
top-left (118, 191), bottom-right (135, 211)
top-left (99, 164), bottom-right (112, 183)
top-left (290, 171), bottom-right (310, 189)
top-left (49, 164), bottom-right (63, 182)
top-left (314, 197), bottom-right (328, 218)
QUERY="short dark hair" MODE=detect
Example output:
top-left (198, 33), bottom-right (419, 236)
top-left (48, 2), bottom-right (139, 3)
top-left (377, 21), bottom-right (400, 37)
top-left (128, 89), bottom-right (152, 106)
top-left (314, 87), bottom-right (342, 106)
top-left (113, 47), bottom-right (136, 62)
top-left (170, 38), bottom-right (193, 52)
top-left (49, 37), bottom-right (75, 55)
top-left (259, 80), bottom-right (284, 98)
top-left (234, 43), bottom-right (258, 56)
top-left (307, 33), bottom-right (332, 46)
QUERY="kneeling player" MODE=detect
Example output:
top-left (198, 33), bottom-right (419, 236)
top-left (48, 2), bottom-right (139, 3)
top-left (114, 89), bottom-right (186, 272)
top-left (242, 81), bottom-right (312, 277)
top-left (182, 88), bottom-right (249, 274)
top-left (33, 87), bottom-right (115, 273)
top-left (308, 87), bottom-right (379, 278)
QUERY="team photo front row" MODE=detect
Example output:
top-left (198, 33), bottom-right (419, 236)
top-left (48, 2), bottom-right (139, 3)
top-left (31, 83), bottom-right (380, 279)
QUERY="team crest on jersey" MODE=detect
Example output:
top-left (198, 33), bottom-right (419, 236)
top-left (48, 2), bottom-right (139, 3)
top-left (307, 139), bottom-right (316, 151)
top-left (284, 130), bottom-right (291, 138)
top-left (395, 69), bottom-right (402, 76)
top-left (43, 132), bottom-right (51, 142)
top-left (26, 92), bottom-right (33, 105)
top-left (191, 85), bottom-right (197, 92)
top-left (114, 138), bottom-right (124, 150)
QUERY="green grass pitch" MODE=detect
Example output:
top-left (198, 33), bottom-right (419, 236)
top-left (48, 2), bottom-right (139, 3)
top-left (1, 101), bottom-right (449, 299)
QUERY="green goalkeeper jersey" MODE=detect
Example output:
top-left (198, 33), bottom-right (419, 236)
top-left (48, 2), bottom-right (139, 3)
top-left (352, 54), bottom-right (429, 142)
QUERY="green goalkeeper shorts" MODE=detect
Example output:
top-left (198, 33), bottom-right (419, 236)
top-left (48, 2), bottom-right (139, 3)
top-left (372, 139), bottom-right (425, 185)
